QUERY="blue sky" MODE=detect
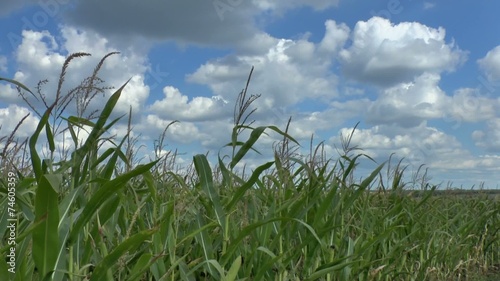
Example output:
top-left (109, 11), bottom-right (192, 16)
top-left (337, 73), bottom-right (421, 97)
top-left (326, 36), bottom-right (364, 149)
top-left (1, 1), bottom-right (499, 189)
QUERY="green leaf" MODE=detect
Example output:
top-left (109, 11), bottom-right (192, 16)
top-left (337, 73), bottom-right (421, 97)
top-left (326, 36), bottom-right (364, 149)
top-left (32, 174), bottom-right (61, 279)
top-left (70, 80), bottom-right (129, 185)
top-left (64, 115), bottom-right (97, 128)
top-left (89, 228), bottom-right (157, 281)
top-left (359, 161), bottom-right (386, 190)
top-left (127, 253), bottom-right (152, 281)
top-left (225, 161), bottom-right (274, 211)
top-left (193, 154), bottom-right (225, 232)
top-left (68, 160), bottom-right (157, 244)
top-left (29, 104), bottom-right (56, 180)
top-left (195, 212), bottom-right (219, 279)
top-left (221, 217), bottom-right (287, 265)
top-left (230, 125), bottom-right (299, 169)
top-left (342, 155), bottom-right (361, 182)
top-left (225, 255), bottom-right (242, 281)
top-left (312, 183), bottom-right (339, 227)
top-left (99, 145), bottom-right (125, 180)
top-left (45, 122), bottom-right (55, 153)
top-left (230, 126), bottom-right (266, 169)
top-left (218, 155), bottom-right (231, 187)
top-left (306, 259), bottom-right (358, 280)
top-left (97, 194), bottom-right (120, 224)
top-left (142, 170), bottom-right (157, 204)
top-left (0, 77), bottom-right (35, 95)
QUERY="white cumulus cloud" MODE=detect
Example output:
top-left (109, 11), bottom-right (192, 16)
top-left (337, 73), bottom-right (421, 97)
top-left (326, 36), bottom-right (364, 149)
top-left (473, 118), bottom-right (500, 152)
top-left (478, 45), bottom-right (500, 82)
top-left (187, 20), bottom-right (349, 119)
top-left (339, 17), bottom-right (467, 86)
top-left (9, 26), bottom-right (150, 121)
top-left (149, 86), bottom-right (229, 121)
top-left (367, 73), bottom-right (446, 127)
top-left (0, 104), bottom-right (39, 139)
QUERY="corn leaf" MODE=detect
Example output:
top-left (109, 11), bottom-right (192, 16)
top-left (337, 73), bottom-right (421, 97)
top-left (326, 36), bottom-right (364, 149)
top-left (32, 174), bottom-right (61, 280)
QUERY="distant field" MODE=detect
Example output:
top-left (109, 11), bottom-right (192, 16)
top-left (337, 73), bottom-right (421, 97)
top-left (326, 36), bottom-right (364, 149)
top-left (400, 189), bottom-right (500, 199)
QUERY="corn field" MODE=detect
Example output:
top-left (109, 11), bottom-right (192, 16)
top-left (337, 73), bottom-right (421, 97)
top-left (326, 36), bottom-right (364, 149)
top-left (0, 53), bottom-right (499, 281)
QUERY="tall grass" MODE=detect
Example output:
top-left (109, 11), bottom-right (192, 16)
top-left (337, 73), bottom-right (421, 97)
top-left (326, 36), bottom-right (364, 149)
top-left (0, 53), bottom-right (499, 280)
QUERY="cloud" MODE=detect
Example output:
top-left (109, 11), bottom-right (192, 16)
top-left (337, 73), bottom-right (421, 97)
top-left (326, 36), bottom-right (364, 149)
top-left (445, 88), bottom-right (498, 124)
top-left (364, 71), bottom-right (499, 129)
top-left (423, 2), bottom-right (436, 10)
top-left (149, 86), bottom-right (229, 122)
top-left (13, 30), bottom-right (66, 87)
top-left (0, 56), bottom-right (7, 72)
top-left (324, 122), bottom-right (500, 187)
top-left (63, 0), bottom-right (258, 47)
top-left (2, 7), bottom-right (499, 188)
top-left (187, 20), bottom-right (349, 118)
top-left (62, 0), bottom-right (340, 48)
top-left (329, 123), bottom-right (486, 171)
top-left (144, 114), bottom-right (204, 144)
top-left (0, 83), bottom-right (19, 104)
top-left (0, 0), bottom-right (36, 17)
top-left (253, 0), bottom-right (339, 12)
top-left (473, 118), bottom-right (500, 152)
top-left (0, 104), bottom-right (39, 139)
top-left (0, 25), bottom-right (157, 164)
top-left (8, 27), bottom-right (151, 121)
top-left (276, 98), bottom-right (371, 140)
top-left (367, 73), bottom-right (446, 127)
top-left (478, 45), bottom-right (500, 82)
top-left (318, 20), bottom-right (350, 53)
top-left (339, 17), bottom-right (467, 86)
top-left (328, 122), bottom-right (500, 185)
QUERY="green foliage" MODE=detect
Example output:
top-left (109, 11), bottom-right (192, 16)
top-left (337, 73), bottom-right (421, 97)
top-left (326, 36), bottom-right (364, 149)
top-left (0, 54), bottom-right (498, 281)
